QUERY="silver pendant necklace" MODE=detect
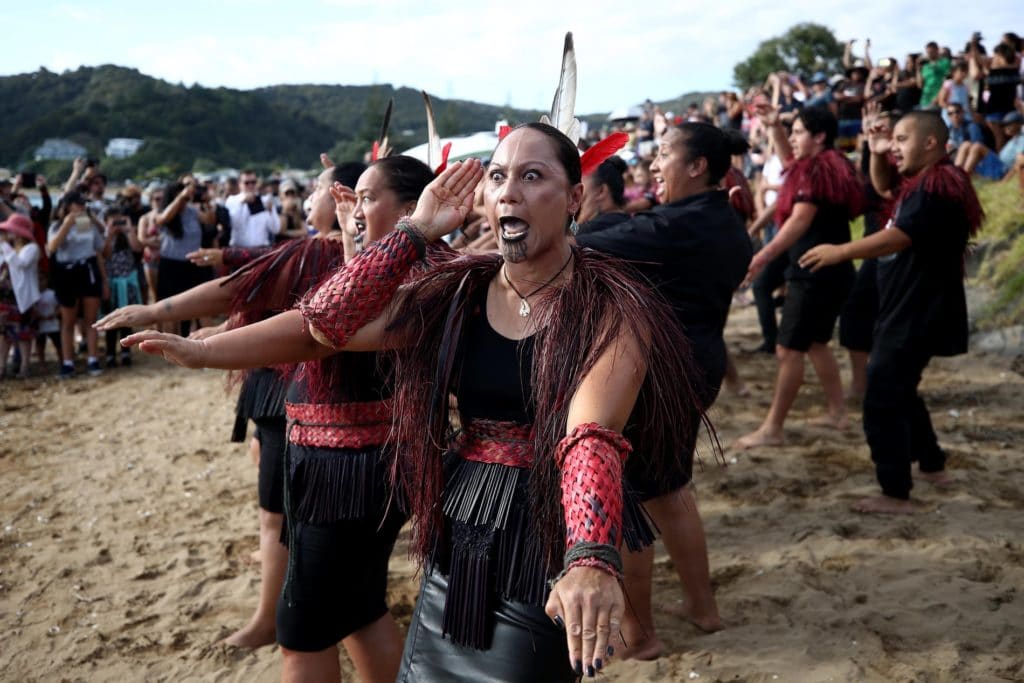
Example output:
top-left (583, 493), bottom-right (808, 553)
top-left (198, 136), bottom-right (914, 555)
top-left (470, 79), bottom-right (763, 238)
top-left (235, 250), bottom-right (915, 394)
top-left (502, 252), bottom-right (574, 318)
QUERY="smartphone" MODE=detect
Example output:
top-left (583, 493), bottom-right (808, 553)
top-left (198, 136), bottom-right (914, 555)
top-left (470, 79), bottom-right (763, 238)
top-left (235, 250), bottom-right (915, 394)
top-left (20, 171), bottom-right (36, 187)
top-left (74, 214), bottom-right (92, 231)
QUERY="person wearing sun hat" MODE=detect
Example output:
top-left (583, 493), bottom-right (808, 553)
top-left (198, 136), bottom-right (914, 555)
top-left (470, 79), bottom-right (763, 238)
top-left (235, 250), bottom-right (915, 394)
top-left (0, 213), bottom-right (42, 378)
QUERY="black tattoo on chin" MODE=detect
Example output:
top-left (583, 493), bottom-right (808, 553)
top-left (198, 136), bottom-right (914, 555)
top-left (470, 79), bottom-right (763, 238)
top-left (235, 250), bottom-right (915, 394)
top-left (502, 240), bottom-right (527, 264)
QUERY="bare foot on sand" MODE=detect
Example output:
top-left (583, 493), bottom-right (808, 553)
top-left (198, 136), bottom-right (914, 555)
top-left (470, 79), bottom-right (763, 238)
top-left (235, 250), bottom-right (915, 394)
top-left (221, 619), bottom-right (276, 649)
top-left (918, 470), bottom-right (956, 489)
top-left (852, 495), bottom-right (930, 515)
top-left (662, 600), bottom-right (724, 633)
top-left (731, 427), bottom-right (784, 451)
top-left (614, 631), bottom-right (665, 661)
top-left (807, 413), bottom-right (850, 431)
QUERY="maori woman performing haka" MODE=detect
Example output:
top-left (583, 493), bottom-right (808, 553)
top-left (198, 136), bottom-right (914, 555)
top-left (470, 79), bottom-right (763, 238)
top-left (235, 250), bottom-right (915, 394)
top-left (124, 34), bottom-right (707, 682)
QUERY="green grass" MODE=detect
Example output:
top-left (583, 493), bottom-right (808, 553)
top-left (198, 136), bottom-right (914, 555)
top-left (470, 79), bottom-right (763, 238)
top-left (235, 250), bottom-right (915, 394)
top-left (971, 179), bottom-right (1024, 330)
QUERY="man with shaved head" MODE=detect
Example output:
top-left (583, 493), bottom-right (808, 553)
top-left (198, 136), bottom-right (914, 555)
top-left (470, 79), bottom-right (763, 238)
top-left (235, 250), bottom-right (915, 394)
top-left (798, 110), bottom-right (983, 515)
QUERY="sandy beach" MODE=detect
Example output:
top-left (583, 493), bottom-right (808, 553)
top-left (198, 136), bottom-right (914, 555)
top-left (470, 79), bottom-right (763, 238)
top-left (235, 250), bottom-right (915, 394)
top-left (2, 303), bottom-right (1022, 682)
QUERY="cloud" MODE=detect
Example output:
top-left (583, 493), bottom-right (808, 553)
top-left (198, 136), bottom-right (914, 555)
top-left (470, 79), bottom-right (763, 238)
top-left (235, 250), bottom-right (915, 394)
top-left (7, 0), bottom-right (1024, 115)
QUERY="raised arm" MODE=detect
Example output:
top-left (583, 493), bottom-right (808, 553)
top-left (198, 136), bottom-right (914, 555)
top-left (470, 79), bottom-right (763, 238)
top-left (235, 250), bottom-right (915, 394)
top-left (47, 209), bottom-right (79, 255)
top-left (757, 104), bottom-right (793, 164)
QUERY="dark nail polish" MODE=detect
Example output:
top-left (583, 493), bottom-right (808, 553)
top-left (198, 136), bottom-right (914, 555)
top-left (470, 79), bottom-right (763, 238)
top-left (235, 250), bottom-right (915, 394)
top-left (587, 664), bottom-right (595, 677)
top-left (553, 615), bottom-right (564, 629)
top-left (606, 645), bottom-right (615, 657)
top-left (595, 658), bottom-right (603, 670)
top-left (574, 660), bottom-right (583, 676)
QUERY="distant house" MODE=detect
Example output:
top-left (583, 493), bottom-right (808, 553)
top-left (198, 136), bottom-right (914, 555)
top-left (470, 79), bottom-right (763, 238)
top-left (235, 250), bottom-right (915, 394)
top-left (34, 138), bottom-right (87, 161)
top-left (105, 138), bottom-right (145, 159)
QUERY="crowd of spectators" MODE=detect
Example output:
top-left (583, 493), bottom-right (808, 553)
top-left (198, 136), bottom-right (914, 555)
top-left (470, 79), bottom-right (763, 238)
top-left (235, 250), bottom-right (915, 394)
top-left (1, 28), bottom-right (1021, 380)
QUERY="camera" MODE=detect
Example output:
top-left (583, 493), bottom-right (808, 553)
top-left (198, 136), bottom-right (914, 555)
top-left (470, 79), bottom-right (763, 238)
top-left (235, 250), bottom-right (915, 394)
top-left (20, 171), bottom-right (37, 187)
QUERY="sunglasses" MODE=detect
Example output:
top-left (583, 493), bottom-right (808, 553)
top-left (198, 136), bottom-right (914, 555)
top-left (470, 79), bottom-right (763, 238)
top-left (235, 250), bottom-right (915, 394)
top-left (242, 180), bottom-right (258, 186)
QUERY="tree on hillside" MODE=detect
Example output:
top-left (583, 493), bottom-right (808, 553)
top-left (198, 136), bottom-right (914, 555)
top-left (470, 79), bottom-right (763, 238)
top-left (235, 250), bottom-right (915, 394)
top-left (733, 23), bottom-right (844, 89)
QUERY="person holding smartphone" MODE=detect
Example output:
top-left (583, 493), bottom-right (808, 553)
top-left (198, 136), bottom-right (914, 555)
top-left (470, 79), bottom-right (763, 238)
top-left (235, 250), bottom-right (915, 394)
top-left (100, 206), bottom-right (143, 367)
top-left (225, 170), bottom-right (280, 248)
top-left (46, 192), bottom-right (108, 377)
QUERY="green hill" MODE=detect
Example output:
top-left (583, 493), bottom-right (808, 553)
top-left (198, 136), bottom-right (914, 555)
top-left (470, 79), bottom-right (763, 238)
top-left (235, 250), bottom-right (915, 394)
top-left (1, 64), bottom-right (711, 180)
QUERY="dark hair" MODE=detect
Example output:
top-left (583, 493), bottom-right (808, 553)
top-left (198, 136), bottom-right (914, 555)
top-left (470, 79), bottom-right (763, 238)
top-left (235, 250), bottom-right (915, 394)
top-left (926, 41), bottom-right (939, 50)
top-left (673, 122), bottom-right (750, 185)
top-left (900, 110), bottom-right (950, 146)
top-left (503, 122), bottom-right (583, 185)
top-left (994, 43), bottom-right (1016, 62)
top-left (591, 160), bottom-right (625, 207)
top-left (369, 155), bottom-right (434, 203)
top-left (796, 106), bottom-right (839, 148)
top-left (163, 182), bottom-right (185, 238)
top-left (240, 168), bottom-right (257, 178)
top-left (329, 161), bottom-right (367, 190)
top-left (1004, 32), bottom-right (1023, 52)
top-left (604, 155), bottom-right (628, 176)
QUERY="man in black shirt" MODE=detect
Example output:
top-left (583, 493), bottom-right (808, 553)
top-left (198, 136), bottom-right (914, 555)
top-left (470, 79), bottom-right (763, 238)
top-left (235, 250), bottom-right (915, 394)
top-left (800, 111), bottom-right (981, 514)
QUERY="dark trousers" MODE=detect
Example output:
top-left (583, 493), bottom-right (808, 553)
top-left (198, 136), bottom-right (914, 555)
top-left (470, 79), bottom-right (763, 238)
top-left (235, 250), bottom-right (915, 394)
top-left (752, 250), bottom-right (789, 348)
top-left (862, 346), bottom-right (945, 499)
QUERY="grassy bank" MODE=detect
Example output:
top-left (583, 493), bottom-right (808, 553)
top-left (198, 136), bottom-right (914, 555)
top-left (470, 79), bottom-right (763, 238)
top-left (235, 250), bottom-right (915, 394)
top-left (972, 179), bottom-right (1024, 330)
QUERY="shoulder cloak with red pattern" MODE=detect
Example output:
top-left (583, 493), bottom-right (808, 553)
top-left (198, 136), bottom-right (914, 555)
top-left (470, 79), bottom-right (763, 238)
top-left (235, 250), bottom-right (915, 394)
top-left (775, 148), bottom-right (865, 226)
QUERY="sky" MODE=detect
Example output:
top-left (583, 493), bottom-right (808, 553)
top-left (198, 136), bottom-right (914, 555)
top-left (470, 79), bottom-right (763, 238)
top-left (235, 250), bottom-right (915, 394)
top-left (5, 1), bottom-right (1021, 114)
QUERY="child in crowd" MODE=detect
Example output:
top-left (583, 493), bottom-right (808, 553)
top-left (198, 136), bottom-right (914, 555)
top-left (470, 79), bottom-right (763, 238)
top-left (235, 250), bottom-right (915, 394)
top-left (34, 278), bottom-right (61, 366)
top-left (100, 207), bottom-right (143, 367)
top-left (0, 214), bottom-right (42, 378)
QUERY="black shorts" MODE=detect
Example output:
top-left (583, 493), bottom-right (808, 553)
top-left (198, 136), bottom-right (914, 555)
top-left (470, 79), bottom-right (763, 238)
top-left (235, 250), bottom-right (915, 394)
top-left (254, 417), bottom-right (286, 514)
top-left (777, 275), bottom-right (852, 352)
top-left (52, 258), bottom-right (102, 308)
top-left (156, 257), bottom-right (212, 301)
top-left (276, 505), bottom-right (405, 651)
top-left (625, 405), bottom-right (699, 501)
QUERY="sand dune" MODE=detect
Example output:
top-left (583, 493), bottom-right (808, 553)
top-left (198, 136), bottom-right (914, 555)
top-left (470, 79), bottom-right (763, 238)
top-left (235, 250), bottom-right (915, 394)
top-left (1, 304), bottom-right (1022, 682)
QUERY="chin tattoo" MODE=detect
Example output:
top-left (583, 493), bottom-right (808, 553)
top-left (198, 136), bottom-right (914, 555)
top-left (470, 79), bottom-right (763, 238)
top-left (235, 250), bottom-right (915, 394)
top-left (501, 240), bottom-right (528, 263)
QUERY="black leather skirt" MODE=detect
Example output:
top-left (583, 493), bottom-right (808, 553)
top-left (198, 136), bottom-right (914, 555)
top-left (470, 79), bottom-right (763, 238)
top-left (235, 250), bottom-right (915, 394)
top-left (397, 570), bottom-right (576, 683)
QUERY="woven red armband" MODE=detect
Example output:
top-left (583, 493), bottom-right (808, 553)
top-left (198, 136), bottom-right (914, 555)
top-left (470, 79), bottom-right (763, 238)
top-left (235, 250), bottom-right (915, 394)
top-left (555, 422), bottom-right (631, 549)
top-left (298, 221), bottom-right (426, 349)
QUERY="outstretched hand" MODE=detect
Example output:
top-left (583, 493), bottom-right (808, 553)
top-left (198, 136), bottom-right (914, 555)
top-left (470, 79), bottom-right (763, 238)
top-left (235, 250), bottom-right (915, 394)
top-left (95, 304), bottom-right (156, 331)
top-left (186, 248), bottom-right (224, 268)
top-left (545, 566), bottom-right (623, 678)
top-left (120, 330), bottom-right (210, 368)
top-left (409, 159), bottom-right (485, 242)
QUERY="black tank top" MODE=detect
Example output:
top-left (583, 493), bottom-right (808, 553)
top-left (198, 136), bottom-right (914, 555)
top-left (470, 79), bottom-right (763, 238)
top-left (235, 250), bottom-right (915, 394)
top-left (454, 285), bottom-right (535, 424)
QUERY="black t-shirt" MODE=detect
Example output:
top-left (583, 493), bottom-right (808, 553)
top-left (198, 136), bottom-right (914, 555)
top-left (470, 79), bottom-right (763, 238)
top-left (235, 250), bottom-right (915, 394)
top-left (895, 71), bottom-right (921, 112)
top-left (576, 190), bottom-right (752, 402)
top-left (874, 185), bottom-right (969, 356)
top-left (786, 200), bottom-right (855, 283)
top-left (984, 67), bottom-right (1021, 114)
